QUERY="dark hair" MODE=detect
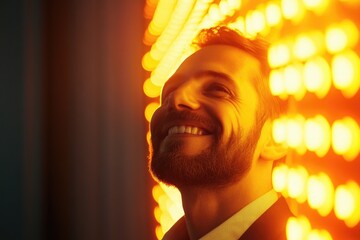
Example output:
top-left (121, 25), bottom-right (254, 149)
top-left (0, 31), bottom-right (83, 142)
top-left (193, 26), bottom-right (287, 125)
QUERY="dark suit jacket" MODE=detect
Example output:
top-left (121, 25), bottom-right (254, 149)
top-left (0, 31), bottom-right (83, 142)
top-left (163, 197), bottom-right (292, 240)
top-left (240, 197), bottom-right (292, 240)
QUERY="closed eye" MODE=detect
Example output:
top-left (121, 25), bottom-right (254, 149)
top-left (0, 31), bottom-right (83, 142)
top-left (204, 83), bottom-right (233, 97)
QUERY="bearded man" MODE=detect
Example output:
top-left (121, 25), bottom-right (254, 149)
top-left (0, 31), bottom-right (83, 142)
top-left (149, 26), bottom-right (292, 240)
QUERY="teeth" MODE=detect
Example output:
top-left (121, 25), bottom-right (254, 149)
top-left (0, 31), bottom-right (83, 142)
top-left (168, 126), bottom-right (206, 136)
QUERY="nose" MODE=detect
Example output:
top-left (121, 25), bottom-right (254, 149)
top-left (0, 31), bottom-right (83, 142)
top-left (169, 81), bottom-right (201, 111)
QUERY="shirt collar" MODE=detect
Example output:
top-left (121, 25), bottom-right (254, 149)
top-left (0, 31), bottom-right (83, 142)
top-left (199, 189), bottom-right (279, 240)
top-left (163, 189), bottom-right (279, 240)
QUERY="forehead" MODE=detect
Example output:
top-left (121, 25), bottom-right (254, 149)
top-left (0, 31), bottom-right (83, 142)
top-left (175, 44), bottom-right (261, 85)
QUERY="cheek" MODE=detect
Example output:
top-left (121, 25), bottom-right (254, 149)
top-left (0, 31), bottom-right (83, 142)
top-left (214, 105), bottom-right (242, 138)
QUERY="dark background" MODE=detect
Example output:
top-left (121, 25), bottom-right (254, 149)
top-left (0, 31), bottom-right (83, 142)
top-left (1, 0), bottom-right (154, 239)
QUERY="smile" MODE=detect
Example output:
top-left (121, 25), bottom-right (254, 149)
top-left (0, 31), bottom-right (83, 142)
top-left (167, 125), bottom-right (209, 136)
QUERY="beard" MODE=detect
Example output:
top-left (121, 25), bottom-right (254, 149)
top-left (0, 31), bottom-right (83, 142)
top-left (149, 109), bottom-right (262, 189)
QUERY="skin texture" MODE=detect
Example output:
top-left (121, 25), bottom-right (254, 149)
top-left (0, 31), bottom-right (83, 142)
top-left (149, 44), bottom-right (287, 239)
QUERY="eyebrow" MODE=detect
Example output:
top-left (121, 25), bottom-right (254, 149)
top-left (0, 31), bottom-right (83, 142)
top-left (166, 70), bottom-right (235, 86)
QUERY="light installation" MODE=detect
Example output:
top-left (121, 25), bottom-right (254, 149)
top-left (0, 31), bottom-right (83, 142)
top-left (142, 0), bottom-right (360, 239)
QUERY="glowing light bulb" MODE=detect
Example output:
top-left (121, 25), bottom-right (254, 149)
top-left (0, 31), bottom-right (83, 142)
top-left (286, 216), bottom-right (311, 240)
top-left (251, 9), bottom-right (266, 34)
top-left (303, 57), bottom-right (331, 98)
top-left (286, 116), bottom-right (305, 150)
top-left (304, 115), bottom-right (330, 157)
top-left (303, 0), bottom-right (329, 14)
top-left (227, 0), bottom-right (242, 9)
top-left (287, 166), bottom-right (308, 202)
top-left (272, 164), bottom-right (289, 193)
top-left (308, 229), bottom-right (333, 240)
top-left (145, 102), bottom-right (160, 122)
top-left (272, 117), bottom-right (288, 144)
top-left (281, 0), bottom-right (305, 22)
top-left (283, 64), bottom-right (305, 100)
top-left (326, 20), bottom-right (359, 54)
top-left (144, 78), bottom-right (161, 98)
top-left (265, 2), bottom-right (282, 27)
top-left (268, 42), bottom-right (291, 68)
top-left (307, 172), bottom-right (334, 216)
top-left (332, 117), bottom-right (360, 161)
top-left (269, 69), bottom-right (285, 97)
top-left (331, 50), bottom-right (360, 98)
top-left (142, 52), bottom-right (159, 71)
top-left (334, 181), bottom-right (360, 227)
top-left (293, 34), bottom-right (317, 61)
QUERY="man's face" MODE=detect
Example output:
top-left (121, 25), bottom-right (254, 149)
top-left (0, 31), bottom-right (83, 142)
top-left (149, 45), bottom-right (264, 188)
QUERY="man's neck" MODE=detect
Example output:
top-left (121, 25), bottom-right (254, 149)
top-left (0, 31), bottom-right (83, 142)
top-left (179, 172), bottom-right (272, 240)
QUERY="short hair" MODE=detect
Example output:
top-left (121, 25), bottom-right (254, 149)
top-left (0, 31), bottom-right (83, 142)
top-left (193, 26), bottom-right (287, 126)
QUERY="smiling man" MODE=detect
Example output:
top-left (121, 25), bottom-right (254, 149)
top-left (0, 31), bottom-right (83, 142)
top-left (149, 26), bottom-right (292, 240)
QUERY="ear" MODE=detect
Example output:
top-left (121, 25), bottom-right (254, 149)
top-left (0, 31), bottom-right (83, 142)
top-left (259, 120), bottom-right (288, 161)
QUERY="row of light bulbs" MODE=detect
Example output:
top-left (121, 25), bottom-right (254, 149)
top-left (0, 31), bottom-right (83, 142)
top-left (269, 51), bottom-right (360, 100)
top-left (286, 215), bottom-right (333, 240)
top-left (273, 164), bottom-right (360, 228)
top-left (272, 115), bottom-right (360, 161)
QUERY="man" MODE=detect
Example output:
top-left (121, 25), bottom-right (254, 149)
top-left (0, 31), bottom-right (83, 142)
top-left (149, 26), bottom-right (292, 240)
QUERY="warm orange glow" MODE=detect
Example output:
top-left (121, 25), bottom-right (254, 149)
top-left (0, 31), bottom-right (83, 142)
top-left (272, 164), bottom-right (289, 193)
top-left (307, 173), bottom-right (334, 216)
top-left (265, 2), bottom-right (282, 27)
top-left (334, 181), bottom-right (360, 227)
top-left (155, 225), bottom-right (163, 240)
top-left (147, 131), bottom-right (152, 146)
top-left (283, 64), bottom-right (305, 100)
top-left (143, 78), bottom-right (161, 98)
top-left (272, 116), bottom-right (287, 144)
top-left (286, 216), bottom-right (311, 240)
top-left (332, 117), bottom-right (360, 161)
top-left (303, 0), bottom-right (329, 14)
top-left (148, 0), bottom-right (177, 36)
top-left (303, 57), bottom-right (331, 98)
top-left (331, 50), bottom-right (360, 98)
top-left (304, 115), bottom-right (331, 157)
top-left (144, 0), bottom-right (360, 237)
top-left (325, 20), bottom-right (359, 54)
top-left (269, 69), bottom-right (285, 97)
top-left (246, 9), bottom-right (266, 35)
top-left (286, 115), bottom-right (305, 152)
top-left (293, 34), bottom-right (317, 61)
top-left (208, 3), bottom-right (222, 21)
top-left (228, 17), bottom-right (246, 34)
top-left (268, 42), bottom-right (291, 68)
top-left (142, 52), bottom-right (159, 72)
top-left (308, 229), bottom-right (333, 240)
top-left (152, 183), bottom-right (184, 236)
top-left (287, 166), bottom-right (308, 202)
top-left (281, 0), bottom-right (305, 22)
top-left (145, 102), bottom-right (160, 122)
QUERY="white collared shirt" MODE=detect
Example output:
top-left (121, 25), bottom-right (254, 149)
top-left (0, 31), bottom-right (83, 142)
top-left (199, 189), bottom-right (279, 240)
